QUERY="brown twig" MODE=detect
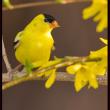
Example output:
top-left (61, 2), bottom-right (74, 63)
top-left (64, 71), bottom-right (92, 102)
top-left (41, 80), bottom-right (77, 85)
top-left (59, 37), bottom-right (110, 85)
top-left (2, 0), bottom-right (92, 11)
top-left (8, 64), bottom-right (23, 74)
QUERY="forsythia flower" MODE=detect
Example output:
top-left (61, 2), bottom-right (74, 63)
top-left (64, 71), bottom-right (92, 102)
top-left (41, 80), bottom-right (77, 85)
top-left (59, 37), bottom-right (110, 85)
top-left (66, 38), bottom-right (107, 92)
top-left (36, 58), bottom-right (62, 89)
top-left (83, 0), bottom-right (108, 32)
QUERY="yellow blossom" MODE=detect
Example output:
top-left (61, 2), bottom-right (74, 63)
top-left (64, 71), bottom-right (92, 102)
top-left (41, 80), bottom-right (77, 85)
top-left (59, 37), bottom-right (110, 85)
top-left (83, 0), bottom-right (108, 32)
top-left (36, 58), bottom-right (62, 89)
top-left (66, 38), bottom-right (107, 92)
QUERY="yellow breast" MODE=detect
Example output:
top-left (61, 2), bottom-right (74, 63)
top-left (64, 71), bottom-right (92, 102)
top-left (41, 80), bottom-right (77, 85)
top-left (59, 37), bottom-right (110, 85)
top-left (15, 32), bottom-right (54, 67)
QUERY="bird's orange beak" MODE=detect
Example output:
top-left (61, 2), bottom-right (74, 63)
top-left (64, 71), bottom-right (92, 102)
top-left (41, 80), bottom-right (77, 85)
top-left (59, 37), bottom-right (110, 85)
top-left (50, 20), bottom-right (60, 29)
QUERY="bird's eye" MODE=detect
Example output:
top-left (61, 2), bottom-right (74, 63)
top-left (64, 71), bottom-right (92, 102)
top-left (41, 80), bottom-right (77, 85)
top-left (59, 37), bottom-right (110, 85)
top-left (43, 13), bottom-right (56, 23)
top-left (44, 18), bottom-right (49, 22)
top-left (44, 18), bottom-right (53, 23)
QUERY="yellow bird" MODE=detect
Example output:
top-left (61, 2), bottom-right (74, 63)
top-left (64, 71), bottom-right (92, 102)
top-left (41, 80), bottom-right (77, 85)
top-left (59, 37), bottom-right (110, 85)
top-left (14, 14), bottom-right (60, 74)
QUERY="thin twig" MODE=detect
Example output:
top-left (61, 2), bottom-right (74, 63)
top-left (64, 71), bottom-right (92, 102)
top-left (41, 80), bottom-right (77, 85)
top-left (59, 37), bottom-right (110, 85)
top-left (2, 0), bottom-right (92, 11)
top-left (8, 64), bottom-right (22, 74)
top-left (2, 56), bottom-right (106, 90)
top-left (2, 37), bottom-right (12, 72)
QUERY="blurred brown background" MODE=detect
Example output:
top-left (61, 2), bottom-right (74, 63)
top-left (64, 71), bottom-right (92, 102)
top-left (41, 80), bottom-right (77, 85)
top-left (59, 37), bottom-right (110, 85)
top-left (2, 0), bottom-right (107, 110)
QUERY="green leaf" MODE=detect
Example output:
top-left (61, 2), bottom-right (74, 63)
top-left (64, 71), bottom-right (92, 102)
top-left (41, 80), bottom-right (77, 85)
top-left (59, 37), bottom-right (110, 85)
top-left (3, 0), bottom-right (13, 9)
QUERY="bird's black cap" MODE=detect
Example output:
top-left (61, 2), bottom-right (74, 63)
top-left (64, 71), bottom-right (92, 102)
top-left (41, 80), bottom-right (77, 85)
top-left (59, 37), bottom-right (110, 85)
top-left (43, 13), bottom-right (56, 23)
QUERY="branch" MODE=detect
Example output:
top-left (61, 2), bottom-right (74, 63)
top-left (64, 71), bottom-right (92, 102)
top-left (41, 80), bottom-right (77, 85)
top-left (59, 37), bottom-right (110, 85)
top-left (2, 72), bottom-right (107, 91)
top-left (2, 56), bottom-right (107, 90)
top-left (2, 56), bottom-right (100, 82)
top-left (2, 37), bottom-right (12, 72)
top-left (2, 0), bottom-right (92, 11)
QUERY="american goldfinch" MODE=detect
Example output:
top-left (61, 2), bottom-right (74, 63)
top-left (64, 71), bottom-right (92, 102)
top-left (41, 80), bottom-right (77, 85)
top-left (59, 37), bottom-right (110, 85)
top-left (14, 14), bottom-right (60, 74)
